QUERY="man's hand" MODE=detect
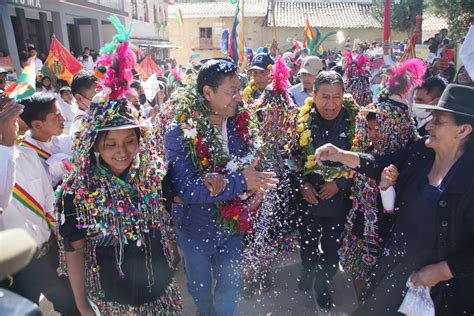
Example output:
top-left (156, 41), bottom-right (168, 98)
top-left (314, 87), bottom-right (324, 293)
top-left (242, 159), bottom-right (279, 193)
top-left (319, 182), bottom-right (339, 200)
top-left (204, 173), bottom-right (228, 197)
top-left (0, 99), bottom-right (24, 147)
top-left (301, 182), bottom-right (319, 205)
top-left (380, 164), bottom-right (398, 190)
top-left (411, 261), bottom-right (453, 288)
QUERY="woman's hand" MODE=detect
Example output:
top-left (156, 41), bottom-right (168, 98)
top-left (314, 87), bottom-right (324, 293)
top-left (204, 173), bottom-right (228, 196)
top-left (319, 181), bottom-right (339, 200)
top-left (411, 261), bottom-right (453, 288)
top-left (380, 164), bottom-right (398, 190)
top-left (242, 159), bottom-right (279, 193)
top-left (314, 144), bottom-right (342, 164)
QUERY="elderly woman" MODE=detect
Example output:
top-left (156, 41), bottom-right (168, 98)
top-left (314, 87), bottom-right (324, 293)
top-left (314, 84), bottom-right (474, 315)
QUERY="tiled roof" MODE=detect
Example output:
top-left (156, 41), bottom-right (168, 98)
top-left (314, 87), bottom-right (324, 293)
top-left (422, 13), bottom-right (448, 32)
top-left (268, 2), bottom-right (382, 29)
top-left (169, 1), bottom-right (267, 18)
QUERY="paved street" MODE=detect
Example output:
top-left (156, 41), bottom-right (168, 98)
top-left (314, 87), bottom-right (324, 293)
top-left (41, 250), bottom-right (359, 316)
top-left (177, 250), bottom-right (359, 316)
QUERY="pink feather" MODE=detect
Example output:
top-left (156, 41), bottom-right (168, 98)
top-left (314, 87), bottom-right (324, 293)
top-left (386, 58), bottom-right (427, 97)
top-left (271, 57), bottom-right (290, 93)
top-left (355, 54), bottom-right (370, 75)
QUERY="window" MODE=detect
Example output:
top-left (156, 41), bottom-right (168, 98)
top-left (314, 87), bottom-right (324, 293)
top-left (143, 0), bottom-right (149, 23)
top-left (131, 0), bottom-right (138, 20)
top-left (199, 27), bottom-right (213, 49)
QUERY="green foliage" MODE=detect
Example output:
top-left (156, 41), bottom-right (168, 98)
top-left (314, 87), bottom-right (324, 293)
top-left (372, 0), bottom-right (425, 34)
top-left (428, 0), bottom-right (474, 40)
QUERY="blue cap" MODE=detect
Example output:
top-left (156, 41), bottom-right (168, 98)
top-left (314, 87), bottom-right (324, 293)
top-left (249, 53), bottom-right (275, 71)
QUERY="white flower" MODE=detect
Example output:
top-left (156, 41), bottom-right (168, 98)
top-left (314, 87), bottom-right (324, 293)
top-left (183, 127), bottom-right (197, 139)
top-left (226, 160), bottom-right (239, 173)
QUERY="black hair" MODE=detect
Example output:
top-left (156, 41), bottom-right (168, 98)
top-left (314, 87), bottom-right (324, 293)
top-left (196, 59), bottom-right (237, 95)
top-left (366, 112), bottom-right (377, 122)
top-left (41, 76), bottom-right (51, 83)
top-left (313, 70), bottom-right (344, 92)
top-left (130, 80), bottom-right (142, 91)
top-left (71, 72), bottom-right (97, 97)
top-left (19, 93), bottom-right (57, 128)
top-left (417, 77), bottom-right (446, 99)
top-left (56, 79), bottom-right (69, 88)
top-left (19, 52), bottom-right (29, 62)
top-left (442, 66), bottom-right (456, 83)
top-left (28, 47), bottom-right (36, 53)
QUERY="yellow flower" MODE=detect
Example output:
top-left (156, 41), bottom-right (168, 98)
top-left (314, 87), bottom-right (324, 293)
top-left (201, 157), bottom-right (208, 167)
top-left (298, 113), bottom-right (310, 123)
top-left (300, 104), bottom-right (311, 116)
top-left (304, 158), bottom-right (317, 170)
top-left (299, 130), bottom-right (311, 147)
top-left (180, 114), bottom-right (186, 123)
top-left (297, 123), bottom-right (305, 133)
top-left (307, 154), bottom-right (315, 162)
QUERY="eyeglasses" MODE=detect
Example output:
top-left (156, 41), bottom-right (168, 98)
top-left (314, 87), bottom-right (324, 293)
top-left (220, 88), bottom-right (241, 99)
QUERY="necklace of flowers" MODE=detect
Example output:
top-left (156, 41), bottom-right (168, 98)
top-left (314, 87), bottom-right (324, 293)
top-left (242, 79), bottom-right (257, 104)
top-left (176, 87), bottom-right (260, 234)
top-left (296, 95), bottom-right (359, 180)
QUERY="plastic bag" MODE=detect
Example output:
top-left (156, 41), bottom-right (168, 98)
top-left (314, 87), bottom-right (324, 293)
top-left (398, 275), bottom-right (435, 316)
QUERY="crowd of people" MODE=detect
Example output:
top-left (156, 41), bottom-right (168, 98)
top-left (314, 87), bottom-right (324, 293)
top-left (0, 19), bottom-right (473, 316)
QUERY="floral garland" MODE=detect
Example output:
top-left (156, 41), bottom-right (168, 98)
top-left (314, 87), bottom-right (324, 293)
top-left (175, 87), bottom-right (260, 234)
top-left (296, 95), bottom-right (359, 179)
top-left (242, 79), bottom-right (258, 104)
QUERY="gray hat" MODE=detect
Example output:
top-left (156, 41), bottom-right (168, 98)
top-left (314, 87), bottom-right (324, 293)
top-left (0, 67), bottom-right (7, 74)
top-left (413, 84), bottom-right (474, 119)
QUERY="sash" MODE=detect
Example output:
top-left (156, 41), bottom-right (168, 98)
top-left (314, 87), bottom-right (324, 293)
top-left (20, 140), bottom-right (51, 160)
top-left (12, 183), bottom-right (56, 231)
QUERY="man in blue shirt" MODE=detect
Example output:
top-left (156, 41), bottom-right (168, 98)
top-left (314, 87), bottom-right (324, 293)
top-left (289, 56), bottom-right (324, 106)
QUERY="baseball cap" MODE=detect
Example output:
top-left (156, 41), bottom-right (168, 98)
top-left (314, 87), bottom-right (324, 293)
top-left (298, 56), bottom-right (324, 76)
top-left (0, 67), bottom-right (7, 73)
top-left (413, 84), bottom-right (474, 119)
top-left (249, 53), bottom-right (275, 71)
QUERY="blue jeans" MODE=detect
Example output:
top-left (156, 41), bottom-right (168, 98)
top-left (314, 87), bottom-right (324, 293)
top-left (176, 229), bottom-right (243, 316)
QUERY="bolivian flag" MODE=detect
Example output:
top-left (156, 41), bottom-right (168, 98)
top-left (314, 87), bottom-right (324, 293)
top-left (175, 9), bottom-right (184, 26)
top-left (303, 18), bottom-right (315, 49)
top-left (5, 58), bottom-right (36, 101)
top-left (41, 37), bottom-right (83, 85)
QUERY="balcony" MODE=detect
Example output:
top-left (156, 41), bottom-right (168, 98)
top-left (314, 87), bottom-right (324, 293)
top-left (64, 0), bottom-right (125, 15)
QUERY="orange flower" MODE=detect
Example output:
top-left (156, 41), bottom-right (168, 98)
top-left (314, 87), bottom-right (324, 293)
top-left (180, 114), bottom-right (186, 123)
top-left (193, 137), bottom-right (198, 145)
top-left (201, 157), bottom-right (208, 167)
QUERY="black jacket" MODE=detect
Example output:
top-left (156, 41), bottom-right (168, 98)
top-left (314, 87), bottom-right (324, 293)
top-left (357, 137), bottom-right (474, 314)
top-left (301, 106), bottom-right (353, 218)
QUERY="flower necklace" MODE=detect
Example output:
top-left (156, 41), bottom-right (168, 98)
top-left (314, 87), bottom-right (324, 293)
top-left (296, 95), bottom-right (359, 179)
top-left (242, 79), bottom-right (258, 104)
top-left (176, 87), bottom-right (260, 234)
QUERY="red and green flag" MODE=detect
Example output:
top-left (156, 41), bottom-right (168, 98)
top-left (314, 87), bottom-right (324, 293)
top-left (5, 58), bottom-right (36, 101)
top-left (175, 9), bottom-right (184, 26)
top-left (41, 37), bottom-right (83, 86)
top-left (303, 18), bottom-right (315, 49)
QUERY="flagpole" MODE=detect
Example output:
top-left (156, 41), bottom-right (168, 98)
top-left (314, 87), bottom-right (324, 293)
top-left (271, 0), bottom-right (277, 40)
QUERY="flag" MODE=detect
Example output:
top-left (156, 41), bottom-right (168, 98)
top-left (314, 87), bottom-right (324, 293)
top-left (5, 58), bottom-right (36, 101)
top-left (41, 37), bottom-right (83, 86)
top-left (398, 35), bottom-right (417, 62)
top-left (137, 55), bottom-right (163, 80)
top-left (229, 4), bottom-right (245, 65)
top-left (460, 23), bottom-right (474, 80)
top-left (175, 9), bottom-right (184, 26)
top-left (303, 18), bottom-right (315, 49)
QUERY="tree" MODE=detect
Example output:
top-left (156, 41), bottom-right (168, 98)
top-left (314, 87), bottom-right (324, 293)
top-left (373, 0), bottom-right (425, 35)
top-left (428, 0), bottom-right (474, 40)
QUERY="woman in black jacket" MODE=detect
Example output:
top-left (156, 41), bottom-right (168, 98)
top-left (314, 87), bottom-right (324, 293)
top-left (314, 84), bottom-right (474, 315)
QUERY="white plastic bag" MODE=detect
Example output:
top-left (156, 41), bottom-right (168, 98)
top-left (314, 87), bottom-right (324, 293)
top-left (398, 274), bottom-right (435, 316)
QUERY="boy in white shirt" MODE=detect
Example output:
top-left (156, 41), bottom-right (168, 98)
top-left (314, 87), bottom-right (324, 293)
top-left (19, 93), bottom-right (72, 187)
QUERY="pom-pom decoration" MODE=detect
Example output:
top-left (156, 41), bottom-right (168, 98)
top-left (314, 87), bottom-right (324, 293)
top-left (385, 58), bottom-right (427, 98)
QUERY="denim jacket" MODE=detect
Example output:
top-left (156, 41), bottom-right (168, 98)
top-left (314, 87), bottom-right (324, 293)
top-left (164, 116), bottom-right (249, 240)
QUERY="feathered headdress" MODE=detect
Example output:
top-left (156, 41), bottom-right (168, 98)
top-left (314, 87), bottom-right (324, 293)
top-left (385, 58), bottom-right (427, 98)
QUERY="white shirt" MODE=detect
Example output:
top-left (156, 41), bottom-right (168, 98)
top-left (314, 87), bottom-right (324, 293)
top-left (23, 132), bottom-right (73, 186)
top-left (58, 96), bottom-right (79, 135)
top-left (0, 146), bottom-right (17, 210)
top-left (28, 57), bottom-right (43, 72)
top-left (79, 55), bottom-right (95, 72)
top-left (0, 146), bottom-right (54, 246)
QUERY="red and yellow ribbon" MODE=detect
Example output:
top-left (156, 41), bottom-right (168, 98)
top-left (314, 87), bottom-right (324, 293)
top-left (12, 183), bottom-right (56, 231)
top-left (20, 140), bottom-right (51, 160)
